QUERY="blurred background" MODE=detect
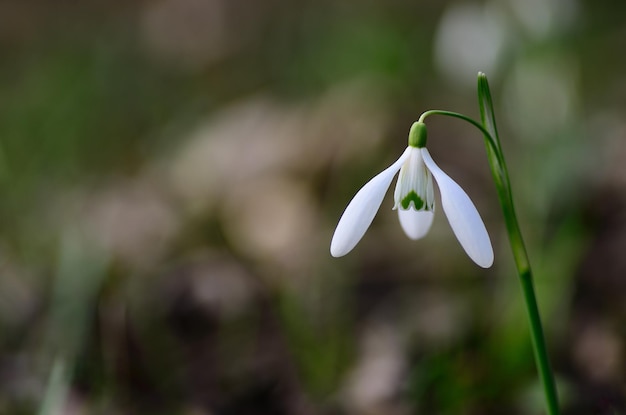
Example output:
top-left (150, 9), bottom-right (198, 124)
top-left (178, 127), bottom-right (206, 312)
top-left (0, 0), bottom-right (624, 414)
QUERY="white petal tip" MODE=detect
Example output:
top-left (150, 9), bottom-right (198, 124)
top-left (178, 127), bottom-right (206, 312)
top-left (458, 234), bottom-right (494, 269)
top-left (475, 253), bottom-right (494, 268)
top-left (330, 242), bottom-right (349, 258)
top-left (398, 209), bottom-right (434, 240)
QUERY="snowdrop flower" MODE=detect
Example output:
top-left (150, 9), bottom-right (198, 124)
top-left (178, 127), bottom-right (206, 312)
top-left (330, 122), bottom-right (493, 268)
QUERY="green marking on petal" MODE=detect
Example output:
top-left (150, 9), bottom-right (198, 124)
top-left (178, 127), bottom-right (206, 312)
top-left (401, 191), bottom-right (424, 210)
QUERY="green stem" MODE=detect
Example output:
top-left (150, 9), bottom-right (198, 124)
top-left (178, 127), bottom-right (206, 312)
top-left (419, 90), bottom-right (560, 413)
top-left (418, 110), bottom-right (492, 144)
top-left (418, 110), bottom-right (507, 173)
top-left (475, 72), bottom-right (560, 415)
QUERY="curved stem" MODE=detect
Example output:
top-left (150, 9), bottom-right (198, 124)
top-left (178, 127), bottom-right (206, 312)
top-left (419, 79), bottom-right (560, 414)
top-left (418, 110), bottom-right (499, 158)
top-left (419, 110), bottom-right (511, 203)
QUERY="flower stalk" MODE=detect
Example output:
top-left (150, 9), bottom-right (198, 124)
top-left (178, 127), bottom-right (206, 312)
top-left (477, 72), bottom-right (560, 415)
top-left (419, 73), bottom-right (560, 415)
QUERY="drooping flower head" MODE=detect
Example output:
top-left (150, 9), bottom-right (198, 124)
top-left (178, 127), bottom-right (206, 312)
top-left (330, 122), bottom-right (493, 268)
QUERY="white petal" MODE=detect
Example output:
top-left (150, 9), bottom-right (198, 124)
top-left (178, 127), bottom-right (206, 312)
top-left (421, 148), bottom-right (494, 268)
top-left (398, 208), bottom-right (434, 240)
top-left (331, 148), bottom-right (411, 257)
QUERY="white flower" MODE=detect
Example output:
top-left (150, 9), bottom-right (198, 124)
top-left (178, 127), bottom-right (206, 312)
top-left (330, 122), bottom-right (493, 268)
